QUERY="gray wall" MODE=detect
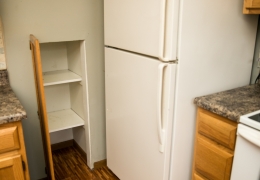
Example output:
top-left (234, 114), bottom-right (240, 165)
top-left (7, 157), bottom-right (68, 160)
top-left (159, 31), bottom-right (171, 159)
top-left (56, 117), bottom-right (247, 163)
top-left (251, 17), bottom-right (260, 84)
top-left (0, 1), bottom-right (106, 179)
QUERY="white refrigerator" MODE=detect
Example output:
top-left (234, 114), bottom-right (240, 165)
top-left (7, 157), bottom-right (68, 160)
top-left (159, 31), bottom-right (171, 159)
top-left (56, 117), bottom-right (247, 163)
top-left (104, 0), bottom-right (258, 180)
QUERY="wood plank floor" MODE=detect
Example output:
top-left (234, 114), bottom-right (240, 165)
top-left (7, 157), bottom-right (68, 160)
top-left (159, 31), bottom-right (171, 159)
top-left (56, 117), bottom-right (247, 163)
top-left (52, 146), bottom-right (119, 180)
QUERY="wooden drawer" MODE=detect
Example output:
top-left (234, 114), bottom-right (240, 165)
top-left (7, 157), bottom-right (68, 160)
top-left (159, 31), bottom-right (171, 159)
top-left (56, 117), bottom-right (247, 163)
top-left (0, 126), bottom-right (20, 153)
top-left (197, 108), bottom-right (237, 150)
top-left (0, 155), bottom-right (25, 180)
top-left (194, 135), bottom-right (233, 180)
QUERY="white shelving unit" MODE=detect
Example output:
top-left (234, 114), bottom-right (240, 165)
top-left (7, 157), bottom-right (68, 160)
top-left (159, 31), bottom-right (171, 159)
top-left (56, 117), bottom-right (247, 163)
top-left (47, 109), bottom-right (85, 133)
top-left (43, 70), bottom-right (82, 86)
top-left (40, 40), bottom-right (88, 149)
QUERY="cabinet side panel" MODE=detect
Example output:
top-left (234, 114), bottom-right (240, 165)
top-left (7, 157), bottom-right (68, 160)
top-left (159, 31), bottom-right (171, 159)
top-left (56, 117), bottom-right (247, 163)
top-left (69, 83), bottom-right (84, 119)
top-left (67, 41), bottom-right (82, 76)
top-left (73, 127), bottom-right (87, 153)
top-left (40, 42), bottom-right (68, 73)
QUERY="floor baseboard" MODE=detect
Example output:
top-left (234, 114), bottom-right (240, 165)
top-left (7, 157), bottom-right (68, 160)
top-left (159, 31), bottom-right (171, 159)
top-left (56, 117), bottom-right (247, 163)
top-left (73, 140), bottom-right (87, 163)
top-left (94, 159), bottom-right (107, 169)
top-left (51, 139), bottom-right (74, 151)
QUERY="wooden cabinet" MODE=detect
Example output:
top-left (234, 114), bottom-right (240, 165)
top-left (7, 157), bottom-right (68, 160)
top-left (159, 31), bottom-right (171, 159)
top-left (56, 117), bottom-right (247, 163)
top-left (192, 108), bottom-right (237, 180)
top-left (0, 121), bottom-right (30, 180)
top-left (0, 155), bottom-right (25, 180)
top-left (243, 0), bottom-right (260, 14)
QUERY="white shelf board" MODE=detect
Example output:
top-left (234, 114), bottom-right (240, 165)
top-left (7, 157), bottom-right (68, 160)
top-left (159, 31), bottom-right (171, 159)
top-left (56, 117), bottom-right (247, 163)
top-left (47, 109), bottom-right (85, 133)
top-left (43, 70), bottom-right (82, 86)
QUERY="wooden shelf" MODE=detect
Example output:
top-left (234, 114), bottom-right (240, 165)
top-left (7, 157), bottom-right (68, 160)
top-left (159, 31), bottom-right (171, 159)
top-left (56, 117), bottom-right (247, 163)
top-left (43, 70), bottom-right (82, 86)
top-left (47, 109), bottom-right (85, 133)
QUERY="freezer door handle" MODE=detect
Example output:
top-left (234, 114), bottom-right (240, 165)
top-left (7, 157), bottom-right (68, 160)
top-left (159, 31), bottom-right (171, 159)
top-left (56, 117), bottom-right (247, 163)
top-left (159, 0), bottom-right (168, 62)
top-left (237, 125), bottom-right (260, 148)
top-left (159, 0), bottom-right (178, 62)
top-left (157, 63), bottom-right (168, 153)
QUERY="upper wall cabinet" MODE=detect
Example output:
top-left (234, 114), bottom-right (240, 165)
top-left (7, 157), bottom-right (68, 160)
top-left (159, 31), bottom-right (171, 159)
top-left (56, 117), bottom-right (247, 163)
top-left (243, 0), bottom-right (260, 14)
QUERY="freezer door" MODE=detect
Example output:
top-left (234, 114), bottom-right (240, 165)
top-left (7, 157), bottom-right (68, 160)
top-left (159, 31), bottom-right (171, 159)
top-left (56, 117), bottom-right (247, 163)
top-left (104, 0), bottom-right (179, 61)
top-left (105, 47), bottom-right (177, 180)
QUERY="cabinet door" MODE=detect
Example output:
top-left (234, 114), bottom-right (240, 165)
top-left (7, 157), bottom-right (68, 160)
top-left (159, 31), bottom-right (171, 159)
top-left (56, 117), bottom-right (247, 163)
top-left (194, 135), bottom-right (233, 180)
top-left (0, 155), bottom-right (24, 180)
top-left (30, 35), bottom-right (54, 179)
top-left (0, 126), bottom-right (20, 153)
top-left (197, 108), bottom-right (237, 150)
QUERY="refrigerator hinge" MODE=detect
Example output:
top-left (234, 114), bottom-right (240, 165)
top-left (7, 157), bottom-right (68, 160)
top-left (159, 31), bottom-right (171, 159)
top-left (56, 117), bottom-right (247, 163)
top-left (169, 59), bottom-right (178, 64)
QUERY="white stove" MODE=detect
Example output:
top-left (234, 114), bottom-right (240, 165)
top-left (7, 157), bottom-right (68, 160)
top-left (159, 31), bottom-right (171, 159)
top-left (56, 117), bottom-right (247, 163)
top-left (231, 110), bottom-right (260, 180)
top-left (240, 110), bottom-right (260, 131)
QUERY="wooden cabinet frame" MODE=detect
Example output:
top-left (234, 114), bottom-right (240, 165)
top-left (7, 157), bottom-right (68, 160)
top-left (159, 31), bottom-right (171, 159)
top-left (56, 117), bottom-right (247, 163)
top-left (243, 0), bottom-right (260, 14)
top-left (192, 108), bottom-right (237, 180)
top-left (0, 121), bottom-right (30, 180)
top-left (30, 35), bottom-right (55, 179)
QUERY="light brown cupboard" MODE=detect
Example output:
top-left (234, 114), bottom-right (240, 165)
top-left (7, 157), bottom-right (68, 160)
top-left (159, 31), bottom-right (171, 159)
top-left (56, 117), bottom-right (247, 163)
top-left (243, 0), bottom-right (260, 14)
top-left (192, 108), bottom-right (237, 180)
top-left (0, 121), bottom-right (30, 180)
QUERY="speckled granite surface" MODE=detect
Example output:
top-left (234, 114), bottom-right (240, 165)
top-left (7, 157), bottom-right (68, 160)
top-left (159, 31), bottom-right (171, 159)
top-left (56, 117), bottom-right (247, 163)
top-left (194, 84), bottom-right (260, 122)
top-left (0, 69), bottom-right (8, 86)
top-left (0, 70), bottom-right (27, 124)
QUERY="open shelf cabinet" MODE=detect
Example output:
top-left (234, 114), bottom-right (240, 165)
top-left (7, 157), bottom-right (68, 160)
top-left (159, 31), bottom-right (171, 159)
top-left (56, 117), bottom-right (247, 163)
top-left (30, 35), bottom-right (90, 179)
top-left (44, 82), bottom-right (85, 133)
top-left (40, 40), bottom-right (86, 132)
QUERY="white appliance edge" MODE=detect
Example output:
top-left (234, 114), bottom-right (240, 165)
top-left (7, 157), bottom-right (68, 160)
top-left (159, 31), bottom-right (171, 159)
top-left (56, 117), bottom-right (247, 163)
top-left (170, 0), bottom-right (258, 178)
top-left (104, 0), bottom-right (258, 179)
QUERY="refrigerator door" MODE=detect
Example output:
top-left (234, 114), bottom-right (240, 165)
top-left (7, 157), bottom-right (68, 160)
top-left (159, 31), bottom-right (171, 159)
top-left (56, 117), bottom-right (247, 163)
top-left (104, 0), bottom-right (179, 61)
top-left (105, 47), bottom-right (176, 180)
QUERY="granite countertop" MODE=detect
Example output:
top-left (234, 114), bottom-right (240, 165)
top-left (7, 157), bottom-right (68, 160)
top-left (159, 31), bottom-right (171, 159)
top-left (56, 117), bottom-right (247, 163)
top-left (194, 84), bottom-right (260, 122)
top-left (0, 70), bottom-right (27, 124)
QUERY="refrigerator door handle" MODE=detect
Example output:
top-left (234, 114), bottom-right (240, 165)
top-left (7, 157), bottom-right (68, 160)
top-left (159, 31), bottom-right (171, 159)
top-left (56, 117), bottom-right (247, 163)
top-left (159, 0), bottom-right (179, 62)
top-left (158, 63), bottom-right (168, 153)
top-left (159, 0), bottom-right (168, 62)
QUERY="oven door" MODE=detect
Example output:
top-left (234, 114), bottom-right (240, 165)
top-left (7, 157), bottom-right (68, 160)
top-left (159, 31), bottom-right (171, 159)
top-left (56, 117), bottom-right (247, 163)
top-left (231, 124), bottom-right (260, 180)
